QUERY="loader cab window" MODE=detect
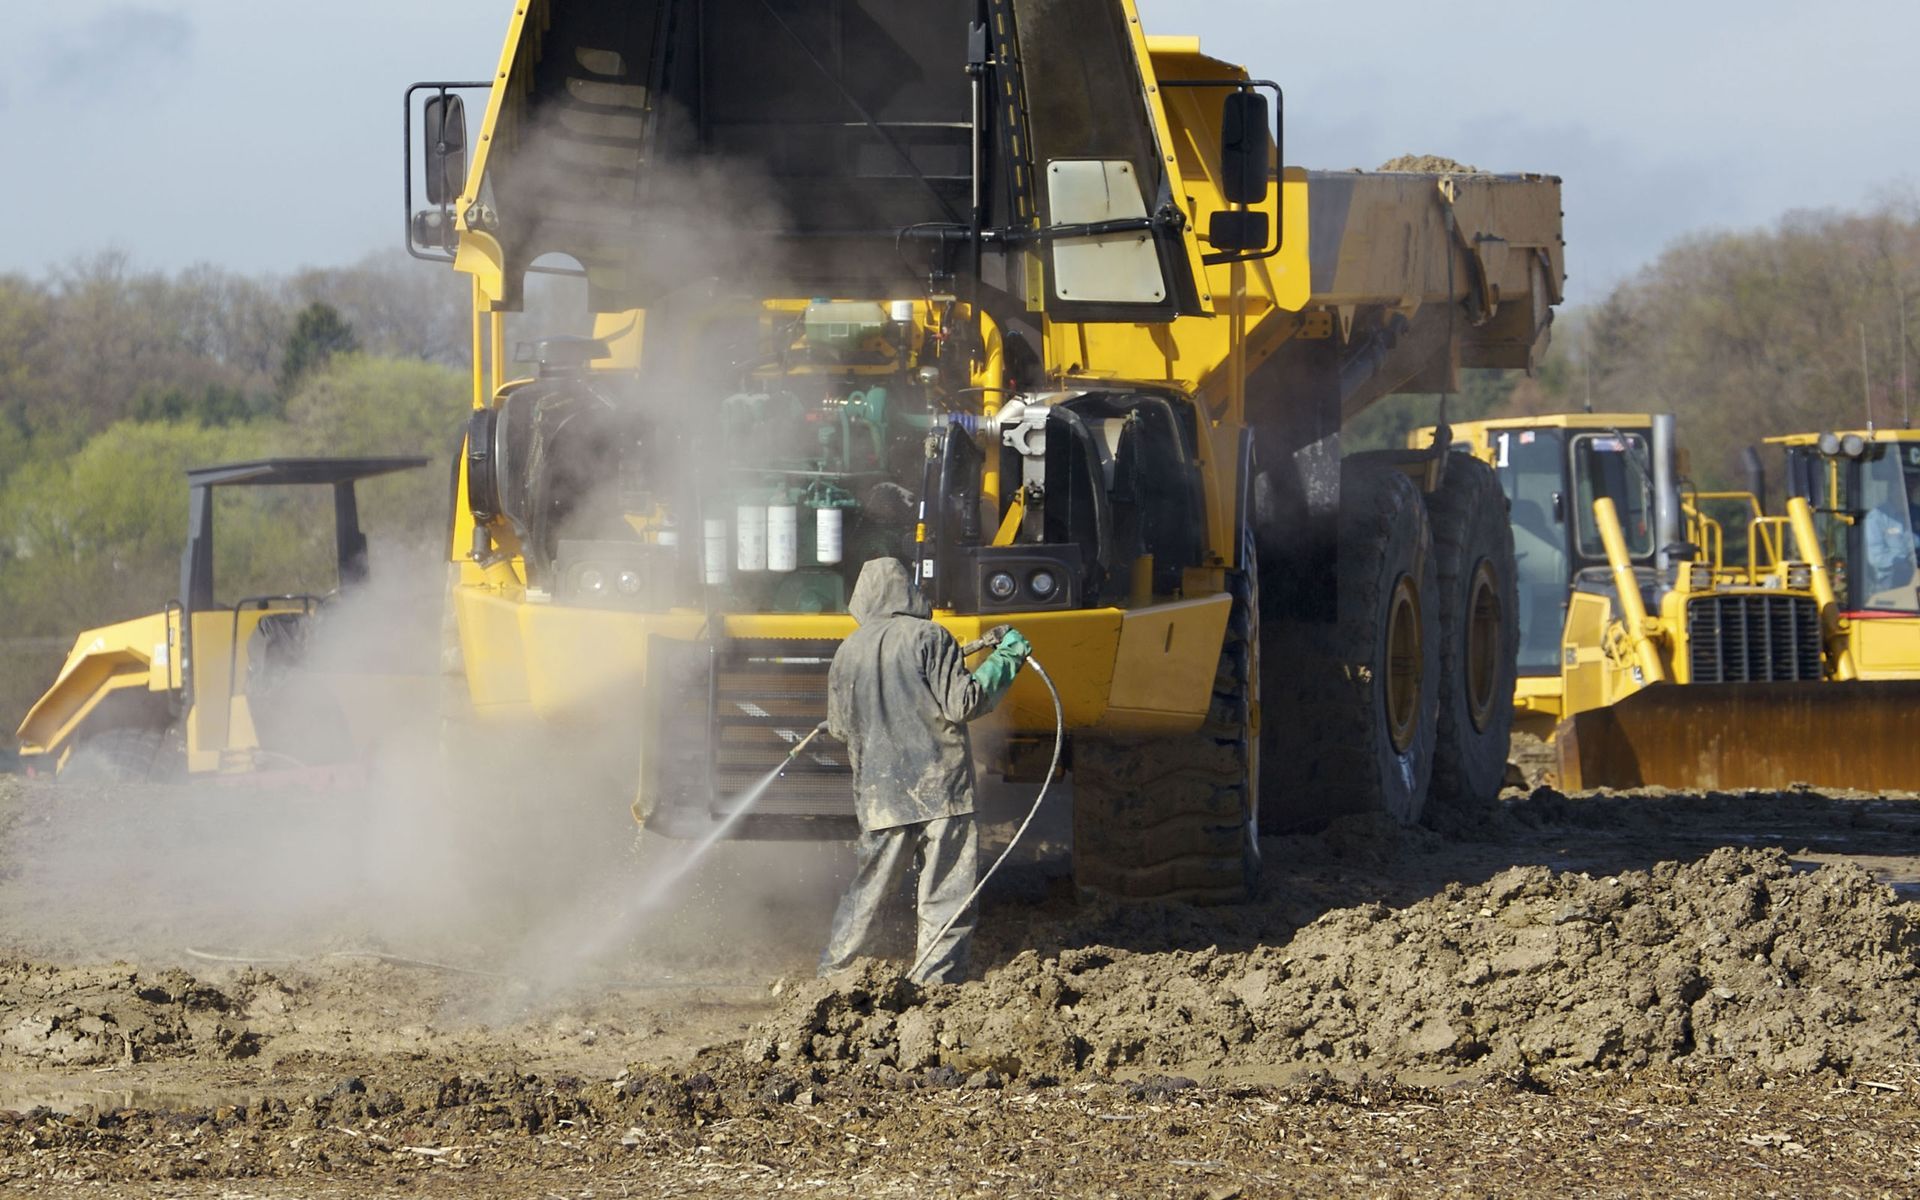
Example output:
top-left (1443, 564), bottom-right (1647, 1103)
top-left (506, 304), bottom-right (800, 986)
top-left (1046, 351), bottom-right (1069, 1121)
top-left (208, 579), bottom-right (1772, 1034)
top-left (1570, 433), bottom-right (1654, 562)
top-left (1487, 427), bottom-right (1570, 676)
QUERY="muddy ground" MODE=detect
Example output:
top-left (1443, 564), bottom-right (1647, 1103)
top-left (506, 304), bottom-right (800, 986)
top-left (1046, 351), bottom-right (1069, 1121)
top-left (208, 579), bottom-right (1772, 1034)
top-left (0, 772), bottom-right (1917, 1197)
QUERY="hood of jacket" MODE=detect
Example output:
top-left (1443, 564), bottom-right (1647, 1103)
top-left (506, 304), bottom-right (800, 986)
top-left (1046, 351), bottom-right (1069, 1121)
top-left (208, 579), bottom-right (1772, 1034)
top-left (848, 557), bottom-right (930, 625)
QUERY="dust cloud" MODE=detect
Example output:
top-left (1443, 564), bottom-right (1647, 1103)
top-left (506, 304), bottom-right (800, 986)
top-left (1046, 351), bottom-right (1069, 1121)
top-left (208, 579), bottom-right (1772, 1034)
top-left (6, 544), bottom-right (848, 1025)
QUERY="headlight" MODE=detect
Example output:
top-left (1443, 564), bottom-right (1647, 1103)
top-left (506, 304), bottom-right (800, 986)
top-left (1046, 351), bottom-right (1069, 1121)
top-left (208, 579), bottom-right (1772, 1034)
top-left (616, 569), bottom-right (644, 596)
top-left (577, 566), bottom-right (607, 595)
top-left (986, 571), bottom-right (1018, 601)
top-left (1028, 569), bottom-right (1057, 600)
top-left (1841, 433), bottom-right (1867, 460)
top-left (1818, 432), bottom-right (1841, 456)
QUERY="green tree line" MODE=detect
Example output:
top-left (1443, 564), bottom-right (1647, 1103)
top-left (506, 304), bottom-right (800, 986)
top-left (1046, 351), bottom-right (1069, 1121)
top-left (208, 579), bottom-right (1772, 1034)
top-left (1506, 194), bottom-right (1920, 489)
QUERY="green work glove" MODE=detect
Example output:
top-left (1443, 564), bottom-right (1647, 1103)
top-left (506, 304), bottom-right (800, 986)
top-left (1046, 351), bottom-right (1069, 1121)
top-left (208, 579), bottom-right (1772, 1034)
top-left (998, 628), bottom-right (1032, 663)
top-left (970, 629), bottom-right (1031, 700)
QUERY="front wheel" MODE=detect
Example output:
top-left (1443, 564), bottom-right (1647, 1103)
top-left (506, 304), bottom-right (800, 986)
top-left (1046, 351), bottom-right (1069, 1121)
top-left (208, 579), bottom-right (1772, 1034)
top-left (1072, 529), bottom-right (1261, 905)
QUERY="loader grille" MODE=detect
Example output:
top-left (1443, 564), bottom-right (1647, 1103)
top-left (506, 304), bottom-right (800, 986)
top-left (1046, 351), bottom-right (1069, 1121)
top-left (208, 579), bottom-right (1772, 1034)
top-left (647, 638), bottom-right (855, 823)
top-left (1685, 594), bottom-right (1823, 684)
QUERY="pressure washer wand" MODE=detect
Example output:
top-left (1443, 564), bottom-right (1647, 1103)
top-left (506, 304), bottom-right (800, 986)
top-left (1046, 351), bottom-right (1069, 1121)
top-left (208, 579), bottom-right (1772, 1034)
top-left (960, 625), bottom-right (1013, 656)
top-left (781, 721), bottom-right (831, 768)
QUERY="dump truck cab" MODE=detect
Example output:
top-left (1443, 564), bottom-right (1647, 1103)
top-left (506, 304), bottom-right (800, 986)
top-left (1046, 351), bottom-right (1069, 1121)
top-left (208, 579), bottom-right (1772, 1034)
top-left (16, 457), bottom-right (427, 778)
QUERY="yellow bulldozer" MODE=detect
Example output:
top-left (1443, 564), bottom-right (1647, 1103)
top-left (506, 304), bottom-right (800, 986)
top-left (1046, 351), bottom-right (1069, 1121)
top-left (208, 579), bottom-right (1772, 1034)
top-left (15, 457), bottom-right (428, 781)
top-left (1425, 413), bottom-right (1920, 791)
top-left (407, 0), bottom-right (1566, 900)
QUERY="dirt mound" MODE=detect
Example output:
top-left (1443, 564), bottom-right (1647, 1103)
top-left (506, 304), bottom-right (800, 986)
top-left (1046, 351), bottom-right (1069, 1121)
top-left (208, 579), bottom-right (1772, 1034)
top-left (0, 961), bottom-right (261, 1066)
top-left (748, 849), bottom-right (1920, 1080)
top-left (1377, 154), bottom-right (1484, 174)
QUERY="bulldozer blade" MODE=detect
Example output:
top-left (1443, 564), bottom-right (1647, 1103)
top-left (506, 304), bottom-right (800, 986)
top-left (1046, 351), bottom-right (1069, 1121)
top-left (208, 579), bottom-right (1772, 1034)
top-left (1555, 681), bottom-right (1920, 792)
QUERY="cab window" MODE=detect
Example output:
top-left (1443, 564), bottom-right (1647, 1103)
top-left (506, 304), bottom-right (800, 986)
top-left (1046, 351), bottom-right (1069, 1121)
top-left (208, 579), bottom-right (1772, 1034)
top-left (1855, 447), bottom-right (1920, 611)
top-left (1488, 427), bottom-right (1568, 677)
top-left (1570, 433), bottom-right (1653, 560)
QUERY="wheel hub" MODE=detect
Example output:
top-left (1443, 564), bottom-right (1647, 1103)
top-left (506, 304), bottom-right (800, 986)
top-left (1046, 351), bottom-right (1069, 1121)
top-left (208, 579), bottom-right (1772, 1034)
top-left (1385, 574), bottom-right (1422, 755)
top-left (1465, 558), bottom-right (1503, 734)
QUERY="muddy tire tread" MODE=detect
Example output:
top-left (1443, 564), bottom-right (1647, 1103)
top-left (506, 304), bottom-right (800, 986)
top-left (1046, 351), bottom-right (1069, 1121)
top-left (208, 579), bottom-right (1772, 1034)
top-left (1073, 530), bottom-right (1261, 905)
top-left (1261, 457), bottom-right (1440, 829)
top-left (1425, 452), bottom-right (1520, 820)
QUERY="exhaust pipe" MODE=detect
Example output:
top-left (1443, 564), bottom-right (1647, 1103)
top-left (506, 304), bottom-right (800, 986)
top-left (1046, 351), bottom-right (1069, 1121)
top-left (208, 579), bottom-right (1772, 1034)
top-left (1741, 445), bottom-right (1768, 514)
top-left (1652, 413), bottom-right (1683, 572)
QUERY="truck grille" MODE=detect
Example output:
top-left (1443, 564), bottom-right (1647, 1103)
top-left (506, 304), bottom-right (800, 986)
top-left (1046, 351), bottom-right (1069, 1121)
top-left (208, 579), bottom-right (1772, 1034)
top-left (1685, 594), bottom-right (1823, 683)
top-left (648, 637), bottom-right (855, 821)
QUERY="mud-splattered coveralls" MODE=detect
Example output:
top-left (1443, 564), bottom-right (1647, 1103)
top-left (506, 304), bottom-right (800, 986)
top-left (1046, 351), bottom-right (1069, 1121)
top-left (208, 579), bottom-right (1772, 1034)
top-left (820, 558), bottom-right (1017, 983)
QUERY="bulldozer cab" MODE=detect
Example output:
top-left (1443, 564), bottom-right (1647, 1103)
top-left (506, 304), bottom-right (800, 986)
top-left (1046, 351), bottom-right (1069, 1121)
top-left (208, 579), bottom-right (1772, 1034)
top-left (1766, 430), bottom-right (1920, 683)
top-left (1779, 434), bottom-right (1920, 615)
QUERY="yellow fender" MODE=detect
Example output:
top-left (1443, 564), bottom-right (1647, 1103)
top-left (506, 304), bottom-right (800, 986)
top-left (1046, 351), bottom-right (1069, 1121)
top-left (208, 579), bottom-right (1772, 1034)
top-left (15, 612), bottom-right (171, 767)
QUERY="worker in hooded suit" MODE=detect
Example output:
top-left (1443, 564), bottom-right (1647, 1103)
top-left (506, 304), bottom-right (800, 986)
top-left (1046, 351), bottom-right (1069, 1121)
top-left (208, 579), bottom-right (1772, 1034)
top-left (821, 557), bottom-right (1029, 983)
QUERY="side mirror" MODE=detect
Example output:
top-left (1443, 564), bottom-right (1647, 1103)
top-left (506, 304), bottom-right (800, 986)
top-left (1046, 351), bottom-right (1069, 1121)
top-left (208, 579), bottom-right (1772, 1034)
top-left (423, 94), bottom-right (468, 207)
top-left (1220, 91), bottom-right (1271, 205)
top-left (1208, 210), bottom-right (1270, 253)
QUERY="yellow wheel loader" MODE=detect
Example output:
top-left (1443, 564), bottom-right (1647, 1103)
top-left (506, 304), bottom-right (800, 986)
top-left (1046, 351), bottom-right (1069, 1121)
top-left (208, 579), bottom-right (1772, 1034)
top-left (15, 457), bottom-right (428, 781)
top-left (409, 1), bottom-right (1566, 901)
top-left (1426, 414), bottom-right (1920, 791)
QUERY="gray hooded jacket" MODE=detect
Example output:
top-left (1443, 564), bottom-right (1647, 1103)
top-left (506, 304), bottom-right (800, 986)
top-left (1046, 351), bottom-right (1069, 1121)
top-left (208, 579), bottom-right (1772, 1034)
top-left (827, 558), bottom-right (994, 831)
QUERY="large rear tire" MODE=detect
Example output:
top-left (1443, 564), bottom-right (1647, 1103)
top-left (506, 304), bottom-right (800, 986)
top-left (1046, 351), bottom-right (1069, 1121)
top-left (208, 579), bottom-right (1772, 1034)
top-left (1072, 530), bottom-right (1261, 904)
top-left (1262, 458), bottom-right (1440, 828)
top-left (1425, 452), bottom-right (1519, 821)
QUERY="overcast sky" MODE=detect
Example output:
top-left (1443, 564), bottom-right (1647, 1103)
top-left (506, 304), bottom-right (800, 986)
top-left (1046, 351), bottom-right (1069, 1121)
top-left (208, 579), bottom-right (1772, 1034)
top-left (0, 1), bottom-right (1913, 304)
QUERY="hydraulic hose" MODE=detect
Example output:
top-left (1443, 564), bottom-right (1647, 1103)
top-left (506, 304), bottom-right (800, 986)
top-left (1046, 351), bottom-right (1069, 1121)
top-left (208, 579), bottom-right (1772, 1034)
top-left (908, 651), bottom-right (1064, 982)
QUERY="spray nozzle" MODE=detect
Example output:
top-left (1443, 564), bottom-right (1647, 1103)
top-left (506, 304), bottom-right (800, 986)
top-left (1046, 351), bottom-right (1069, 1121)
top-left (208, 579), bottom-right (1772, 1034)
top-left (960, 625), bottom-right (1012, 656)
top-left (783, 721), bottom-right (832, 761)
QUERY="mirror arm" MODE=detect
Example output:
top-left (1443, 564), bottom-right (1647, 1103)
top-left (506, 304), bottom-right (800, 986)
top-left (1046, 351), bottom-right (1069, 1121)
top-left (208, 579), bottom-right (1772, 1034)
top-left (403, 80), bottom-right (491, 265)
top-left (1161, 78), bottom-right (1285, 265)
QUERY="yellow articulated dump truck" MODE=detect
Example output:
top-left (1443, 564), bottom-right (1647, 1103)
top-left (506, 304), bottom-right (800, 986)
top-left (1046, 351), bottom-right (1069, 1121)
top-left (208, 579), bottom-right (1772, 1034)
top-left (1427, 413), bottom-right (1920, 790)
top-left (16, 458), bottom-right (428, 782)
top-left (408, 0), bottom-right (1565, 900)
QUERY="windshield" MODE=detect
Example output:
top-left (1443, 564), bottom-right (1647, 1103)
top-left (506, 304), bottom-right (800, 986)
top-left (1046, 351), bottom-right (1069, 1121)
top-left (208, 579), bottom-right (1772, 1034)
top-left (1489, 428), bottom-right (1568, 676)
top-left (1855, 444), bottom-right (1920, 611)
top-left (1571, 432), bottom-right (1654, 560)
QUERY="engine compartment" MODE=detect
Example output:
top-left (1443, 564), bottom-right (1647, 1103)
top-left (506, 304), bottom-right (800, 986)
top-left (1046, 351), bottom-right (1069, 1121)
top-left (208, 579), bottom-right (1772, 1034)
top-left (464, 301), bottom-right (1210, 617)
